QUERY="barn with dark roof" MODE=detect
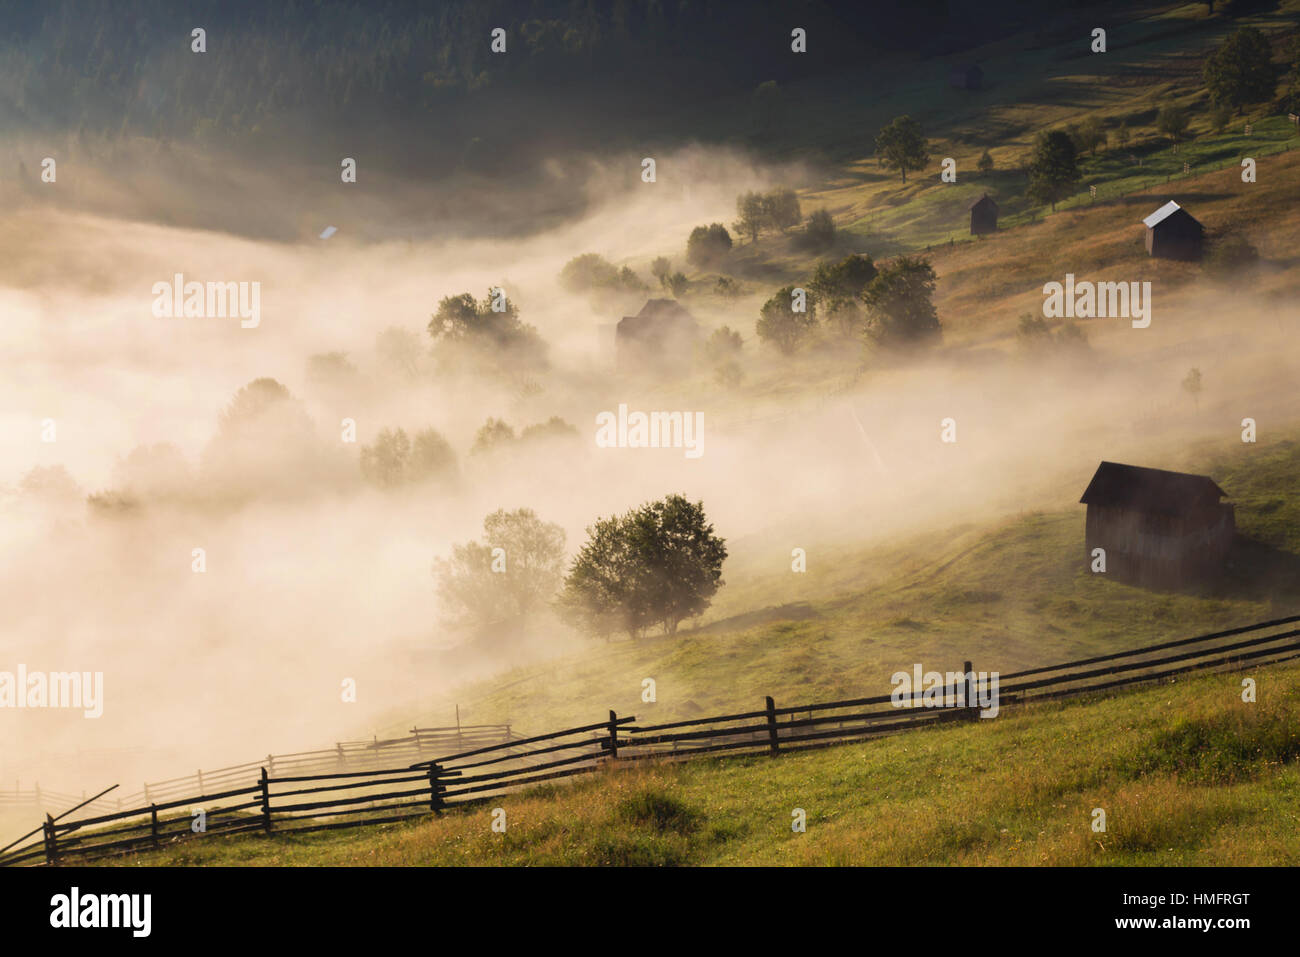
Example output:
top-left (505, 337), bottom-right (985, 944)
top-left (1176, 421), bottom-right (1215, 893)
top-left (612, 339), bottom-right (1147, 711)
top-left (1080, 462), bottom-right (1234, 588)
top-left (616, 299), bottom-right (699, 372)
top-left (1142, 200), bottom-right (1204, 261)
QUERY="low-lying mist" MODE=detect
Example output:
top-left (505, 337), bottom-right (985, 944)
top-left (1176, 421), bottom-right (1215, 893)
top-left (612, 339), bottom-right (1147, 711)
top-left (3, 137), bottom-right (1297, 804)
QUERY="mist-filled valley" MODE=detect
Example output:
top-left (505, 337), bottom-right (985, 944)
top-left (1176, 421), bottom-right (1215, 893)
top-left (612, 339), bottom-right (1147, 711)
top-left (4, 128), bottom-right (1298, 803)
top-left (2, 2), bottom-right (1300, 883)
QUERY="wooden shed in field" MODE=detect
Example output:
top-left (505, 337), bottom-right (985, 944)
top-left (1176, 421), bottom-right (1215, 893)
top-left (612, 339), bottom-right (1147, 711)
top-left (616, 299), bottom-right (699, 373)
top-left (1080, 461), bottom-right (1234, 588)
top-left (969, 193), bottom-right (998, 235)
top-left (1142, 200), bottom-right (1204, 261)
top-left (949, 64), bottom-right (983, 90)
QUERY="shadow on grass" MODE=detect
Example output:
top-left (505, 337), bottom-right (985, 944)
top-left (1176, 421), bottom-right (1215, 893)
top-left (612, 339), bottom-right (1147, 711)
top-left (1216, 536), bottom-right (1300, 609)
top-left (1145, 536), bottom-right (1300, 610)
top-left (689, 601), bottom-right (822, 636)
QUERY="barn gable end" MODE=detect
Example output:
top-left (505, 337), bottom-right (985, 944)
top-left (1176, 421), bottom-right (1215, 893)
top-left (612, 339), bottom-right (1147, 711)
top-left (1142, 200), bottom-right (1204, 261)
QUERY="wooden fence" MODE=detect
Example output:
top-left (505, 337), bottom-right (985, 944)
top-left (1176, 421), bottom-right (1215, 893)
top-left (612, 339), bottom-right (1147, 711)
top-left (0, 785), bottom-right (99, 814)
top-left (4, 724), bottom-right (516, 820)
top-left (4, 614), bottom-right (1299, 866)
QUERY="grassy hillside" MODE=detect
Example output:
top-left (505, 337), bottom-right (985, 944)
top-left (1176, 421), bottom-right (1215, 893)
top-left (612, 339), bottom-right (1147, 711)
top-left (648, 139), bottom-right (1300, 460)
top-left (372, 433), bottom-right (1300, 739)
top-left (386, 2), bottom-right (1300, 757)
top-left (681, 0), bottom-right (1300, 287)
top-left (111, 658), bottom-right (1300, 866)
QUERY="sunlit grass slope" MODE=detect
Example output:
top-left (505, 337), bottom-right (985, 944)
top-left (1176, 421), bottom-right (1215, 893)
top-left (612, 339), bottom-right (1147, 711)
top-left (116, 658), bottom-right (1300, 866)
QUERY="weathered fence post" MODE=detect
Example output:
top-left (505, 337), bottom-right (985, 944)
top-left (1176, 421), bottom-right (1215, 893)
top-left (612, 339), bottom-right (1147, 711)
top-left (427, 763), bottom-right (444, 815)
top-left (150, 804), bottom-right (160, 849)
top-left (42, 814), bottom-right (57, 865)
top-left (259, 767), bottom-right (272, 832)
top-left (607, 710), bottom-right (620, 760)
top-left (196, 769), bottom-right (204, 793)
top-left (765, 696), bottom-right (780, 757)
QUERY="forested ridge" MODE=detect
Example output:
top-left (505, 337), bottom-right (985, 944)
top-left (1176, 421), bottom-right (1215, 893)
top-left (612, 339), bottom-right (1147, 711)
top-left (0, 0), bottom-right (1071, 171)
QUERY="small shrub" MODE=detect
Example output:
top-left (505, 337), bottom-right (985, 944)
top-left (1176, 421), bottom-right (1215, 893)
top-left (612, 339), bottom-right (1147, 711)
top-left (613, 789), bottom-right (701, 834)
top-left (802, 209), bottom-right (836, 250)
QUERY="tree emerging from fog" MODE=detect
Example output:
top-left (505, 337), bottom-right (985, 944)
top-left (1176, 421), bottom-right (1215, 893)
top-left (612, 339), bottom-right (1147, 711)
top-left (686, 223), bottom-right (733, 268)
top-left (861, 256), bottom-right (941, 347)
top-left (360, 427), bottom-right (457, 488)
top-left (757, 285), bottom-right (818, 354)
top-left (558, 494), bottom-right (727, 641)
top-left (201, 378), bottom-right (339, 502)
top-left (435, 508), bottom-right (566, 628)
top-left (428, 290), bottom-right (548, 373)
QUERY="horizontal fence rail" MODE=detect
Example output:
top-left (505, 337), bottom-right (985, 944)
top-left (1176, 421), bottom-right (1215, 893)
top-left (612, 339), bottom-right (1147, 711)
top-left (5, 615), bottom-right (1299, 866)
top-left (6, 724), bottom-right (517, 820)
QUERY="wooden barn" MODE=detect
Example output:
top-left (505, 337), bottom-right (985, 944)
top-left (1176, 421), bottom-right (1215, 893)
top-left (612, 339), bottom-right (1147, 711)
top-left (969, 193), bottom-right (998, 235)
top-left (616, 299), bottom-right (699, 373)
top-left (1080, 462), bottom-right (1234, 588)
top-left (949, 64), bottom-right (983, 90)
top-left (1142, 200), bottom-right (1204, 260)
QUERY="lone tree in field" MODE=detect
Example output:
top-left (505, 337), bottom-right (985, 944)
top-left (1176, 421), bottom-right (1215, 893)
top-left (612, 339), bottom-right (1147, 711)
top-left (874, 115), bottom-right (930, 184)
top-left (763, 187), bottom-right (803, 232)
top-left (1157, 104), bottom-right (1191, 146)
top-left (686, 223), bottom-right (733, 267)
top-left (861, 256), bottom-right (940, 347)
top-left (734, 190), bottom-right (766, 243)
top-left (705, 325), bottom-right (744, 362)
top-left (1202, 27), bottom-right (1278, 114)
top-left (756, 285), bottom-right (818, 354)
top-left (558, 494), bottom-right (727, 640)
top-left (1026, 130), bottom-right (1080, 211)
top-left (1070, 116), bottom-right (1107, 155)
top-left (803, 208), bottom-right (836, 249)
top-left (977, 149), bottom-right (994, 175)
top-left (435, 508), bottom-right (566, 628)
top-left (1182, 367), bottom-right (1204, 411)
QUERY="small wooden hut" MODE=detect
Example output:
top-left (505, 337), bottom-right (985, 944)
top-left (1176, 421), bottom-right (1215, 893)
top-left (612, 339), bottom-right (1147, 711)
top-left (969, 194), bottom-right (998, 235)
top-left (1080, 461), bottom-right (1234, 588)
top-left (1142, 200), bottom-right (1204, 261)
